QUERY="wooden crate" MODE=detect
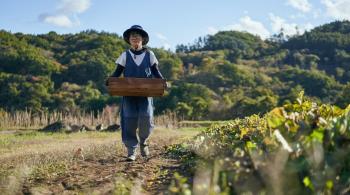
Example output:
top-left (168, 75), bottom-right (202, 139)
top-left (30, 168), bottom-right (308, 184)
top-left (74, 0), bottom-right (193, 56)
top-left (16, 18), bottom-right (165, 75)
top-left (107, 77), bottom-right (166, 97)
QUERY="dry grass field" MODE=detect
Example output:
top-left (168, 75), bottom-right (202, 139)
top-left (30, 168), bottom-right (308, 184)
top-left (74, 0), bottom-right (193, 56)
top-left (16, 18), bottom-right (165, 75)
top-left (0, 127), bottom-right (201, 194)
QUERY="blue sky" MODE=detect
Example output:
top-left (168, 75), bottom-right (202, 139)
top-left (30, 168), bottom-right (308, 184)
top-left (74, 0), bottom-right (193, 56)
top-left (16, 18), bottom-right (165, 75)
top-left (1, 0), bottom-right (349, 50)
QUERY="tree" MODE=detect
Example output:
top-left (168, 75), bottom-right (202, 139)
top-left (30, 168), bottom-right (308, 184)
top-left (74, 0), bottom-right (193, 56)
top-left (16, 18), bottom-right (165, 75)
top-left (335, 83), bottom-right (350, 108)
top-left (0, 32), bottom-right (60, 76)
top-left (0, 73), bottom-right (53, 112)
top-left (159, 58), bottom-right (183, 80)
top-left (175, 102), bottom-right (193, 119)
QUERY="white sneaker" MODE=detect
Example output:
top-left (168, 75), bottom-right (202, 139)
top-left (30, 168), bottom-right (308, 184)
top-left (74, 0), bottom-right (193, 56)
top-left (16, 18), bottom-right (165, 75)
top-left (127, 148), bottom-right (137, 161)
top-left (127, 154), bottom-right (136, 161)
top-left (140, 145), bottom-right (150, 157)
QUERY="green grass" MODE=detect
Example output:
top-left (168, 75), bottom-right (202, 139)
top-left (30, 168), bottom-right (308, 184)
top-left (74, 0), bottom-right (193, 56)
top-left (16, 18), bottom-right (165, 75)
top-left (179, 120), bottom-right (231, 128)
top-left (29, 161), bottom-right (69, 182)
top-left (0, 131), bottom-right (118, 154)
top-left (176, 127), bottom-right (207, 132)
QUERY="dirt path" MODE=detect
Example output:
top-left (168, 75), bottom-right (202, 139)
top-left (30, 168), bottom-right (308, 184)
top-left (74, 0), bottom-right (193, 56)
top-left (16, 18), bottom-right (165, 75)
top-left (17, 129), bottom-right (197, 195)
top-left (0, 130), bottom-right (19, 134)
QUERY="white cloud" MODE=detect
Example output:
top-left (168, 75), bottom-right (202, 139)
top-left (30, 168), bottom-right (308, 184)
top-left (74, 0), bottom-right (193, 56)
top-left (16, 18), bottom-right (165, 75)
top-left (304, 23), bottom-right (314, 30)
top-left (39, 0), bottom-right (91, 28)
top-left (207, 26), bottom-right (219, 35)
top-left (321, 0), bottom-right (350, 20)
top-left (269, 13), bottom-right (313, 36)
top-left (224, 16), bottom-right (270, 39)
top-left (270, 13), bottom-right (298, 35)
top-left (207, 14), bottom-right (314, 40)
top-left (38, 14), bottom-right (73, 28)
top-left (287, 0), bottom-right (312, 12)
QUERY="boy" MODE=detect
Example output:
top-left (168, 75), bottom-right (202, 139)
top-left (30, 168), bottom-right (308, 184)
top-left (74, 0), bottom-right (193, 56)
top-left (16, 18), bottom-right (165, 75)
top-left (107, 25), bottom-right (165, 161)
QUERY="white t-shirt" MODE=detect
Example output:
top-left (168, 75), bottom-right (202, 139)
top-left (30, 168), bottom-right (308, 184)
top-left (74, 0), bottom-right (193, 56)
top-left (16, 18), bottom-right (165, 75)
top-left (115, 50), bottom-right (159, 67)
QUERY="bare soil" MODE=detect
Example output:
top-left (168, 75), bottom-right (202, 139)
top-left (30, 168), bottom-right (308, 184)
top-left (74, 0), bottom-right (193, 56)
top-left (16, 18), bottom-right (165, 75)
top-left (6, 129), bottom-right (198, 195)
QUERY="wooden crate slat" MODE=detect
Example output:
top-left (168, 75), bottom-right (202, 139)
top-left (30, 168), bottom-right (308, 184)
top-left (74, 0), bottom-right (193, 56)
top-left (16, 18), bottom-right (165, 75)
top-left (108, 77), bottom-right (165, 84)
top-left (109, 88), bottom-right (163, 92)
top-left (109, 89), bottom-right (163, 94)
top-left (107, 77), bottom-right (166, 97)
top-left (109, 91), bottom-right (164, 97)
top-left (108, 85), bottom-right (164, 90)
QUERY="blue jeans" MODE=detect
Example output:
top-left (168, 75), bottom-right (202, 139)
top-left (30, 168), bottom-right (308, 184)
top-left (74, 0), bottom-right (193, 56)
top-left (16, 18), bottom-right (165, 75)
top-left (120, 97), bottom-right (154, 150)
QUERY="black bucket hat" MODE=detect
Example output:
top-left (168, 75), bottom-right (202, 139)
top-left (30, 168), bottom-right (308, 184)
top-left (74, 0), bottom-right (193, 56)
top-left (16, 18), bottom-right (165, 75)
top-left (123, 25), bottom-right (149, 45)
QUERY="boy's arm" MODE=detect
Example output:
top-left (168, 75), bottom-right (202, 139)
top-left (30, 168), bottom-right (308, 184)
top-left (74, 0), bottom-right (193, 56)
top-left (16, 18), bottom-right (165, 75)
top-left (151, 63), bottom-right (169, 89)
top-left (105, 64), bottom-right (125, 86)
top-left (149, 50), bottom-right (164, 79)
top-left (150, 63), bottom-right (164, 79)
top-left (111, 64), bottom-right (125, 77)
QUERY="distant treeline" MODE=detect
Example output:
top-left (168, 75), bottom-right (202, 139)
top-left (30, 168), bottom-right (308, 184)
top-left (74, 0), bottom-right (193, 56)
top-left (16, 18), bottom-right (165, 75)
top-left (1, 20), bottom-right (350, 120)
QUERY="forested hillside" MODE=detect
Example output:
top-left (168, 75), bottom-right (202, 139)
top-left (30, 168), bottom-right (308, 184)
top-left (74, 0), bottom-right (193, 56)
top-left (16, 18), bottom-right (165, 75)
top-left (1, 21), bottom-right (350, 120)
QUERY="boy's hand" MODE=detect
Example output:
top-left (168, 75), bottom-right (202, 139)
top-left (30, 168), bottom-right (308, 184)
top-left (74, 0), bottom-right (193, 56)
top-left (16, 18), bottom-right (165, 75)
top-left (164, 81), bottom-right (170, 89)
